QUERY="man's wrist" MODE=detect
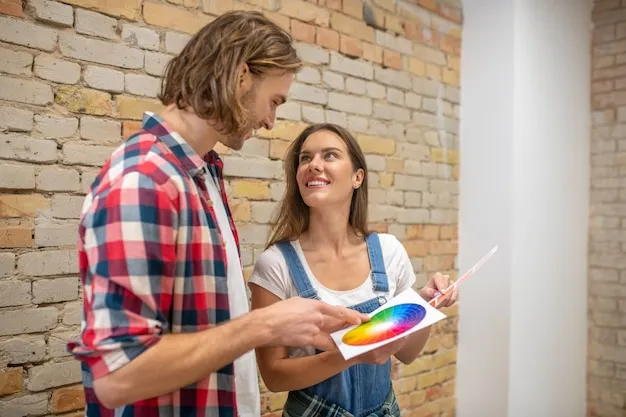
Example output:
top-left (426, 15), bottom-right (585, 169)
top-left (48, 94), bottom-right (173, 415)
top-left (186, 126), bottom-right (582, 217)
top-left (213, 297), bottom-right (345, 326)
top-left (241, 307), bottom-right (275, 348)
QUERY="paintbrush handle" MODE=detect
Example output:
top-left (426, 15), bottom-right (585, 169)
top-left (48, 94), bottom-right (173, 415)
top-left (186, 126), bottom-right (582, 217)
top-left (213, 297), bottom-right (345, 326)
top-left (428, 245), bottom-right (498, 307)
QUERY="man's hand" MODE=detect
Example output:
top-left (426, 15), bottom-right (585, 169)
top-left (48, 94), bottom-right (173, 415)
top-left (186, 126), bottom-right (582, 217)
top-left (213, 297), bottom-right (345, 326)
top-left (258, 297), bottom-right (369, 348)
top-left (419, 272), bottom-right (458, 308)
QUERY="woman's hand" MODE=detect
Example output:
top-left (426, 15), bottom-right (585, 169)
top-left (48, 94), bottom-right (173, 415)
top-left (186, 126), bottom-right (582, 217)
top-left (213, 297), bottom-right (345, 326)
top-left (419, 272), bottom-right (458, 308)
top-left (353, 337), bottom-right (408, 365)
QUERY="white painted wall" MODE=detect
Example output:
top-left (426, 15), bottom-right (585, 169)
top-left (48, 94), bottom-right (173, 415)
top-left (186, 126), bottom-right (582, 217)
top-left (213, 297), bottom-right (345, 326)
top-left (457, 1), bottom-right (591, 416)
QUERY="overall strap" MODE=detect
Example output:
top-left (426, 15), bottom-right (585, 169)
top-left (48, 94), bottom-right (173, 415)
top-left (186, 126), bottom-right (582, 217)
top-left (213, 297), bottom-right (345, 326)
top-left (365, 233), bottom-right (389, 292)
top-left (276, 241), bottom-right (320, 300)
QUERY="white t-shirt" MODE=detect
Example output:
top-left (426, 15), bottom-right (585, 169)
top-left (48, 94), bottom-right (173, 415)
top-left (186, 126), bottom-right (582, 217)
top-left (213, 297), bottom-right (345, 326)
top-left (204, 174), bottom-right (260, 417)
top-left (248, 233), bottom-right (416, 358)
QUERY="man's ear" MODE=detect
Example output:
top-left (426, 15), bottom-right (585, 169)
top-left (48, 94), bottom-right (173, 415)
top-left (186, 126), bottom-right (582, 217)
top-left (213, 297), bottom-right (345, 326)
top-left (236, 63), bottom-right (253, 94)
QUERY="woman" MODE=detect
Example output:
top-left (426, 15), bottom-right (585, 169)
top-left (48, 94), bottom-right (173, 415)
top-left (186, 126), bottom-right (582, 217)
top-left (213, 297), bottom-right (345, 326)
top-left (248, 123), bottom-right (457, 417)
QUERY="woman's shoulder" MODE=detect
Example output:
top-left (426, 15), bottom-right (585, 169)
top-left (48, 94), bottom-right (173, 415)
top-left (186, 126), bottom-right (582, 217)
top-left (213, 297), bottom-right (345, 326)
top-left (253, 243), bottom-right (289, 273)
top-left (248, 242), bottom-right (295, 299)
top-left (369, 232), bottom-right (403, 248)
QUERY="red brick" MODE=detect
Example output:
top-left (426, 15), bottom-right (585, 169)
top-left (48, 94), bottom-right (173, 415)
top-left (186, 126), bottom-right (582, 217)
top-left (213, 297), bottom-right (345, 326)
top-left (0, 220), bottom-right (34, 248)
top-left (230, 201), bottom-right (251, 222)
top-left (290, 19), bottom-right (316, 43)
top-left (168, 0), bottom-right (200, 7)
top-left (264, 10), bottom-right (290, 32)
top-left (443, 68), bottom-right (459, 86)
top-left (143, 2), bottom-right (213, 34)
top-left (317, 27), bottom-right (339, 50)
top-left (362, 43), bottom-right (383, 64)
top-left (424, 255), bottom-right (455, 272)
top-left (448, 55), bottom-right (461, 72)
top-left (269, 140), bottom-right (289, 160)
top-left (426, 386), bottom-right (442, 401)
top-left (417, 0), bottom-right (438, 11)
top-left (321, 0), bottom-right (341, 10)
top-left (51, 385), bottom-right (85, 413)
top-left (0, 0), bottom-right (22, 17)
top-left (55, 0), bottom-right (140, 20)
top-left (330, 12), bottom-right (374, 42)
top-left (383, 49), bottom-right (402, 70)
top-left (438, 3), bottom-right (462, 24)
top-left (404, 240), bottom-right (428, 257)
top-left (440, 35), bottom-right (461, 56)
top-left (123, 121), bottom-right (142, 139)
top-left (429, 240), bottom-right (457, 255)
top-left (427, 64), bottom-right (442, 81)
top-left (280, 0), bottom-right (329, 27)
top-left (404, 22), bottom-right (420, 40)
top-left (407, 225), bottom-right (439, 240)
top-left (0, 367), bottom-right (23, 395)
top-left (342, 0), bottom-right (362, 19)
top-left (340, 35), bottom-right (362, 58)
top-left (385, 14), bottom-right (404, 35)
top-left (439, 225), bottom-right (457, 240)
top-left (0, 194), bottom-right (49, 218)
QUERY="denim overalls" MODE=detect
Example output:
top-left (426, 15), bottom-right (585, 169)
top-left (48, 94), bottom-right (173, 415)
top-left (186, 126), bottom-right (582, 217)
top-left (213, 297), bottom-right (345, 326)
top-left (276, 233), bottom-right (401, 417)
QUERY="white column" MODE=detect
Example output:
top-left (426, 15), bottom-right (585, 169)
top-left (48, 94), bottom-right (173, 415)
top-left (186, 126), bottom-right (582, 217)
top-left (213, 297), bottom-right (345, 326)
top-left (457, 1), bottom-right (591, 416)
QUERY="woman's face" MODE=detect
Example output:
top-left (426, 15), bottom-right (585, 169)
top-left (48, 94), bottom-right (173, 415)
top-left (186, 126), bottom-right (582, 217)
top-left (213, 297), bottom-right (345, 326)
top-left (295, 130), bottom-right (363, 209)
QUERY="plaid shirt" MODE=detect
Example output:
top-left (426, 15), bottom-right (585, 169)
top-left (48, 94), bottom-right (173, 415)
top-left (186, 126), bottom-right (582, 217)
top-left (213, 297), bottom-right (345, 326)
top-left (68, 112), bottom-right (240, 416)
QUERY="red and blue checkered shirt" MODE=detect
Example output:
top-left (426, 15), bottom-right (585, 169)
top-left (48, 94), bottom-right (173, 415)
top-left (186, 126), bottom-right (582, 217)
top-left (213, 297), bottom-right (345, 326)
top-left (68, 112), bottom-right (240, 416)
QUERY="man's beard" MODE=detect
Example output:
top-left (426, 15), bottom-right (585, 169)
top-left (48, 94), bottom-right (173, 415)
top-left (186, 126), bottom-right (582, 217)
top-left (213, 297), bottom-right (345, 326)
top-left (223, 84), bottom-right (257, 151)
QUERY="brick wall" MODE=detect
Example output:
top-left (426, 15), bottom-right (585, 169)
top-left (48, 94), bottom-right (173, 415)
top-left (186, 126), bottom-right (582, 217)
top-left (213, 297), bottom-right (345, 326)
top-left (590, 1), bottom-right (626, 416)
top-left (0, 0), bottom-right (462, 416)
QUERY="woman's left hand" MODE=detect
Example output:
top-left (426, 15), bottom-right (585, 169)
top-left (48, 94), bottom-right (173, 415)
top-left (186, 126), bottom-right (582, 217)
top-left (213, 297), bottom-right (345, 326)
top-left (419, 272), bottom-right (457, 308)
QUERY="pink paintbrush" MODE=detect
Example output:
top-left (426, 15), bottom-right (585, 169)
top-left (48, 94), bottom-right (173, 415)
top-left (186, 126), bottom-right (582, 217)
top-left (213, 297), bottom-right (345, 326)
top-left (429, 245), bottom-right (499, 308)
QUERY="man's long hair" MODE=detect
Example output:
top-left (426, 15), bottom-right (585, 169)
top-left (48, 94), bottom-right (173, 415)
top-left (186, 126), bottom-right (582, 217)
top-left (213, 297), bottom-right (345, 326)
top-left (158, 11), bottom-right (302, 136)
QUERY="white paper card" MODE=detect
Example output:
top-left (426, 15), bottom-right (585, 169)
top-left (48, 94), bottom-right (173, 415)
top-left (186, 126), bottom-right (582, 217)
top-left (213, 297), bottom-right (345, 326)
top-left (330, 288), bottom-right (447, 360)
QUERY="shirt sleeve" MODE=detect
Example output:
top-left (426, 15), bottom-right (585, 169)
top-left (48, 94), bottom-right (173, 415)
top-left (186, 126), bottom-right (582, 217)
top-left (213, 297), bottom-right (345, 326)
top-left (247, 247), bottom-right (292, 301)
top-left (68, 171), bottom-right (178, 380)
top-left (390, 235), bottom-right (417, 296)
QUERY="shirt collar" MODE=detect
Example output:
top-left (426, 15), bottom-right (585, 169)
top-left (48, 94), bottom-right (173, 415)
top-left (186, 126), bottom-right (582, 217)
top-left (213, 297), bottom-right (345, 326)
top-left (141, 111), bottom-right (222, 178)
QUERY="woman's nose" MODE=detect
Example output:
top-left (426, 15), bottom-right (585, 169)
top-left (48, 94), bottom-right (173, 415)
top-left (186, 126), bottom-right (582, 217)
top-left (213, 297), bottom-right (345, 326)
top-left (308, 155), bottom-right (323, 171)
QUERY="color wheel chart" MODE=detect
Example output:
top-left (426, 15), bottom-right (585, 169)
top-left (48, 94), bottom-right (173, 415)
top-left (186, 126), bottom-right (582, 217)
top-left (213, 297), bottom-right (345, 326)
top-left (331, 288), bottom-right (447, 360)
top-left (332, 245), bottom-right (498, 360)
top-left (342, 303), bottom-right (426, 346)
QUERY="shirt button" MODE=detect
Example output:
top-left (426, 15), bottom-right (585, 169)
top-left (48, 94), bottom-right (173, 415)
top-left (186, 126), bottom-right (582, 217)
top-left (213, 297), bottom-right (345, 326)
top-left (378, 296), bottom-right (387, 305)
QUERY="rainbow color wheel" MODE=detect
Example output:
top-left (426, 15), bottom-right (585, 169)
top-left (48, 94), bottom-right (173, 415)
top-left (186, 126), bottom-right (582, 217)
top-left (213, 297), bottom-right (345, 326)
top-left (342, 303), bottom-right (426, 346)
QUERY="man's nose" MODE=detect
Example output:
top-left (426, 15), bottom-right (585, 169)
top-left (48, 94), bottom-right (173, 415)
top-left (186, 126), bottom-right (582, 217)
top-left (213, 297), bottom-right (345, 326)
top-left (262, 114), bottom-right (275, 130)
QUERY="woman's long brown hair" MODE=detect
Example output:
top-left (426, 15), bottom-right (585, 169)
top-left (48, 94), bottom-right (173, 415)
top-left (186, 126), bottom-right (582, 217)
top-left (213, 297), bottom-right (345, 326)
top-left (266, 123), bottom-right (370, 248)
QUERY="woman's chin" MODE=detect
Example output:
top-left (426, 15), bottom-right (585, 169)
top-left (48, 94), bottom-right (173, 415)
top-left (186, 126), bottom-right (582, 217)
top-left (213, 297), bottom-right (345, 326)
top-left (302, 195), bottom-right (327, 208)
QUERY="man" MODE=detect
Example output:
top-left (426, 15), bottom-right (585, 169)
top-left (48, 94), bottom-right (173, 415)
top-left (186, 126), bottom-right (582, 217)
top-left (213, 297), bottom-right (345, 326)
top-left (68, 11), bottom-right (367, 416)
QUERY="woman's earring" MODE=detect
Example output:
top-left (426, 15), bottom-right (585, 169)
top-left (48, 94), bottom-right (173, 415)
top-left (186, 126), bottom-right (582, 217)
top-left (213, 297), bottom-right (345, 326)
top-left (353, 183), bottom-right (359, 189)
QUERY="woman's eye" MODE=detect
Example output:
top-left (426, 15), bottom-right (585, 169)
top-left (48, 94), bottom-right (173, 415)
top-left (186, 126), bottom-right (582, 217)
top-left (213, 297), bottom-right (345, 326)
top-left (325, 152), bottom-right (337, 159)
